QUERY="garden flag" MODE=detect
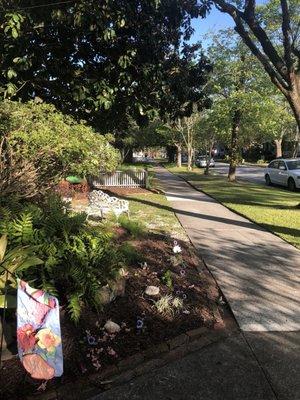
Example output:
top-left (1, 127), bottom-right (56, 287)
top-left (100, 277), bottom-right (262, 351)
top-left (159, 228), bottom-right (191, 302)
top-left (17, 280), bottom-right (63, 380)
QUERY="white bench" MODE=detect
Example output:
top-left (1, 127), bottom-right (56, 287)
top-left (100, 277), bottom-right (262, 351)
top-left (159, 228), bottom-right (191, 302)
top-left (86, 190), bottom-right (129, 219)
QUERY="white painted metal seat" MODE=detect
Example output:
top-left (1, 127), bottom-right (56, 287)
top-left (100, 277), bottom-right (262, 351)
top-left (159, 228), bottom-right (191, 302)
top-left (86, 190), bottom-right (129, 219)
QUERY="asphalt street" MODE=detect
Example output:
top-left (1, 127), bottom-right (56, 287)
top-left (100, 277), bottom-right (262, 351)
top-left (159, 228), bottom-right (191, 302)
top-left (213, 162), bottom-right (266, 185)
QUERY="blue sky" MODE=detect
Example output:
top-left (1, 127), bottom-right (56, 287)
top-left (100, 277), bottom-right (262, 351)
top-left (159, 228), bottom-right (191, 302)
top-left (190, 6), bottom-right (233, 46)
top-left (190, 1), bottom-right (268, 47)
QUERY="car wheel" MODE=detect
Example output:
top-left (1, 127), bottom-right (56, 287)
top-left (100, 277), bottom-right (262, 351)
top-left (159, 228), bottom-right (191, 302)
top-left (265, 174), bottom-right (272, 186)
top-left (288, 177), bottom-right (296, 191)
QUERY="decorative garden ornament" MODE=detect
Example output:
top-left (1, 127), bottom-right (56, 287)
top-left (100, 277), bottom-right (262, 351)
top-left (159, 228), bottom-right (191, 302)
top-left (17, 280), bottom-right (63, 380)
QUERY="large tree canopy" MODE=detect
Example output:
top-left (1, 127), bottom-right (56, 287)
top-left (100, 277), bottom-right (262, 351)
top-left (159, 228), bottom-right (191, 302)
top-left (201, 0), bottom-right (300, 131)
top-left (0, 0), bottom-right (210, 132)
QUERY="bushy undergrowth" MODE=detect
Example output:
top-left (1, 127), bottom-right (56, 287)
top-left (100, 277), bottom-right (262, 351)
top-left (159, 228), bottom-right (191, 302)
top-left (0, 194), bottom-right (128, 322)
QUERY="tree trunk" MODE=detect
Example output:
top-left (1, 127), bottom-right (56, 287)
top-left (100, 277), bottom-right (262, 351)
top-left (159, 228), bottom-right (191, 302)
top-left (286, 83), bottom-right (300, 135)
top-left (166, 145), bottom-right (176, 163)
top-left (204, 143), bottom-right (214, 175)
top-left (274, 138), bottom-right (283, 158)
top-left (176, 145), bottom-right (182, 168)
top-left (187, 146), bottom-right (193, 171)
top-left (123, 147), bottom-right (133, 163)
top-left (292, 127), bottom-right (300, 158)
top-left (228, 110), bottom-right (241, 182)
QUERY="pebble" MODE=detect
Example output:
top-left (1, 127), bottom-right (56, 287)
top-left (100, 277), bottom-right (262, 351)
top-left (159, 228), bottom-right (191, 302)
top-left (145, 285), bottom-right (160, 296)
top-left (104, 320), bottom-right (121, 334)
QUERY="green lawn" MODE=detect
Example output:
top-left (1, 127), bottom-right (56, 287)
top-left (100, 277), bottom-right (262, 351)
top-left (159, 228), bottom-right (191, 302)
top-left (166, 164), bottom-right (300, 249)
top-left (117, 162), bottom-right (150, 171)
top-left (127, 192), bottom-right (187, 241)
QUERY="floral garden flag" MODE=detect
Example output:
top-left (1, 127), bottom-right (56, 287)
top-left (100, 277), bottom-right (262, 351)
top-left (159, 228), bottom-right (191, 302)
top-left (17, 280), bottom-right (63, 380)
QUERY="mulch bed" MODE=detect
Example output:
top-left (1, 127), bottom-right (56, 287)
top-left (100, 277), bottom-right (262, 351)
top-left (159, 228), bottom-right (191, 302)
top-left (0, 212), bottom-right (222, 400)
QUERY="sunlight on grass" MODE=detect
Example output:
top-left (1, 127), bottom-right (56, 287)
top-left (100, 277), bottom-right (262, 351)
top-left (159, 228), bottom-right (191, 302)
top-left (166, 164), bottom-right (300, 249)
top-left (127, 193), bottom-right (187, 241)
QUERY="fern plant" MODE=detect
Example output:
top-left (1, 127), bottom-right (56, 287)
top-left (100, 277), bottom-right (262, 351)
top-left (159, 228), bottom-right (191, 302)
top-left (0, 196), bottom-right (124, 322)
top-left (0, 234), bottom-right (43, 308)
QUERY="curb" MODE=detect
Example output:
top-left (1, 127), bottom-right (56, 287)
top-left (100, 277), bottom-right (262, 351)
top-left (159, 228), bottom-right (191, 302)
top-left (27, 322), bottom-right (238, 400)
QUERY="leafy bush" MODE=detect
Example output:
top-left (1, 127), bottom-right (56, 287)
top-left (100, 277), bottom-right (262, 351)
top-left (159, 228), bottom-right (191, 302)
top-left (0, 100), bottom-right (120, 200)
top-left (0, 197), bottom-right (124, 322)
top-left (118, 215), bottom-right (145, 238)
top-left (0, 137), bottom-right (44, 199)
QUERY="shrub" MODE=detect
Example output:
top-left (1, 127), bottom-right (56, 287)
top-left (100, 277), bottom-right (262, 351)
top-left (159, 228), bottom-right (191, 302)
top-left (0, 100), bottom-right (120, 200)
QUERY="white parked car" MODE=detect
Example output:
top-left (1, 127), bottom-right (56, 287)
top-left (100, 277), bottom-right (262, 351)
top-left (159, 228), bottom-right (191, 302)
top-left (264, 158), bottom-right (300, 191)
top-left (196, 156), bottom-right (215, 168)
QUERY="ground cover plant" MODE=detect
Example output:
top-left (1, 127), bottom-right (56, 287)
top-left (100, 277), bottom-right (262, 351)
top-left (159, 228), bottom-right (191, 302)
top-left (166, 164), bottom-right (300, 249)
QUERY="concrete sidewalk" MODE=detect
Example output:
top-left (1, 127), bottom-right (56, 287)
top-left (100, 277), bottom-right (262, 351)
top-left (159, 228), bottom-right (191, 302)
top-left (92, 334), bottom-right (277, 400)
top-left (156, 167), bottom-right (300, 332)
top-left (92, 167), bottom-right (300, 400)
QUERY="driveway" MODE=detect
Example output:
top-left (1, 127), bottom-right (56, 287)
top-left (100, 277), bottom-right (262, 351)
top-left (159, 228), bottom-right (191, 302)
top-left (213, 162), bottom-right (266, 185)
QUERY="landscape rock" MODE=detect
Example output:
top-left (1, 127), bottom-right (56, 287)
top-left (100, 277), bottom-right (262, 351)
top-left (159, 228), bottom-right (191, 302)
top-left (97, 285), bottom-right (115, 305)
top-left (145, 286), bottom-right (160, 296)
top-left (97, 274), bottom-right (126, 305)
top-left (110, 276), bottom-right (126, 298)
top-left (104, 320), bottom-right (121, 334)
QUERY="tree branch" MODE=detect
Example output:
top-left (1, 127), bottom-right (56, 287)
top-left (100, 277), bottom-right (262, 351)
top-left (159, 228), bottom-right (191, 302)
top-left (213, 0), bottom-right (290, 94)
top-left (244, 0), bottom-right (255, 22)
top-left (233, 22), bottom-right (289, 94)
top-left (280, 0), bottom-right (293, 75)
top-left (240, 18), bottom-right (287, 81)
